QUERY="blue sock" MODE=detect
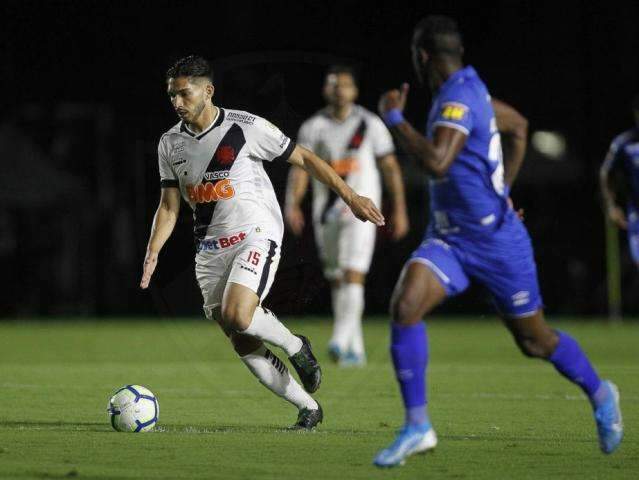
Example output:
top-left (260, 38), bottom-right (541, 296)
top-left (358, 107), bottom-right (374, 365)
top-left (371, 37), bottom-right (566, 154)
top-left (549, 331), bottom-right (602, 402)
top-left (391, 322), bottom-right (428, 426)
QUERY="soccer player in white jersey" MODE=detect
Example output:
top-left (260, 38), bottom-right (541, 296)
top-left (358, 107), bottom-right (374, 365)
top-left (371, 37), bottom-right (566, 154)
top-left (139, 55), bottom-right (385, 429)
top-left (285, 66), bottom-right (408, 366)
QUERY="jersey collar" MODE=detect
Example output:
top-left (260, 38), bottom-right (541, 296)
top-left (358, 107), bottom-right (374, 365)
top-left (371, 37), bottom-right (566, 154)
top-left (180, 107), bottom-right (225, 140)
top-left (322, 105), bottom-right (357, 124)
top-left (440, 65), bottom-right (477, 93)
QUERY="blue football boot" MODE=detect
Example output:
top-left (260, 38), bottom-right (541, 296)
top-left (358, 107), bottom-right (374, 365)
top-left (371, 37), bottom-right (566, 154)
top-left (593, 380), bottom-right (623, 454)
top-left (373, 422), bottom-right (437, 468)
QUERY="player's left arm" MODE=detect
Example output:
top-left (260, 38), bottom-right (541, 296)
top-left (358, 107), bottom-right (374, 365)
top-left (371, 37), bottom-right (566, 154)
top-left (377, 154), bottom-right (409, 239)
top-left (288, 145), bottom-right (385, 226)
top-left (491, 98), bottom-right (528, 188)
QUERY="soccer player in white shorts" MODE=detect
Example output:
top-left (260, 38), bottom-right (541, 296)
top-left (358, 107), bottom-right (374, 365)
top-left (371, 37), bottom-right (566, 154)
top-left (285, 66), bottom-right (408, 366)
top-left (140, 55), bottom-right (385, 429)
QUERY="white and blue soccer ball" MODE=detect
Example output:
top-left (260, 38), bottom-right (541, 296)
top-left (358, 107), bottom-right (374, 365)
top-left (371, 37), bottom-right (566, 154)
top-left (107, 385), bottom-right (159, 432)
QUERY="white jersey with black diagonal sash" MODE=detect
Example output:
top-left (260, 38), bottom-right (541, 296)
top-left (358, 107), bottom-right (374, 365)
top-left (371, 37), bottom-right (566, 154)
top-left (158, 108), bottom-right (295, 243)
top-left (296, 105), bottom-right (394, 224)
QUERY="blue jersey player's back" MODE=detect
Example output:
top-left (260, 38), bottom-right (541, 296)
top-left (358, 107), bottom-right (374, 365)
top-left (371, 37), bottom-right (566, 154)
top-left (426, 66), bottom-right (508, 236)
top-left (603, 127), bottom-right (639, 263)
top-left (604, 128), bottom-right (639, 209)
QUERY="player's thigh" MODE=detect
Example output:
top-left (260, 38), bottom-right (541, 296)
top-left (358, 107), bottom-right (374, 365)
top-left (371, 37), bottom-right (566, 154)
top-left (391, 239), bottom-right (469, 324)
top-left (469, 218), bottom-right (543, 318)
top-left (314, 220), bottom-right (341, 281)
top-left (338, 218), bottom-right (376, 276)
top-left (195, 252), bottom-right (233, 321)
top-left (222, 235), bottom-right (281, 328)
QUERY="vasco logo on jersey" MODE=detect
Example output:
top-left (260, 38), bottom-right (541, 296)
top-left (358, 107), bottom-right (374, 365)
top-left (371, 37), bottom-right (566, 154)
top-left (186, 179), bottom-right (235, 203)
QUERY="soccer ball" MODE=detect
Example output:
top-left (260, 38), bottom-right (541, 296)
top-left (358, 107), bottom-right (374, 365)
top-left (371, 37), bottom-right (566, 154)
top-left (107, 385), bottom-right (159, 432)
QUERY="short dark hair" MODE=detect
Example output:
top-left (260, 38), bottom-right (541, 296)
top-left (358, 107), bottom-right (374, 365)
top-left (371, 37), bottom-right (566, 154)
top-left (413, 15), bottom-right (463, 57)
top-left (326, 65), bottom-right (358, 86)
top-left (166, 55), bottom-right (213, 82)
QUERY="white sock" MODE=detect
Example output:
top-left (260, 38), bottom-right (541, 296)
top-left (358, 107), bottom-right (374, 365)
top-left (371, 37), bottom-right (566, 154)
top-left (342, 283), bottom-right (365, 355)
top-left (329, 284), bottom-right (350, 351)
top-left (349, 315), bottom-right (365, 357)
top-left (241, 345), bottom-right (318, 410)
top-left (242, 307), bottom-right (303, 356)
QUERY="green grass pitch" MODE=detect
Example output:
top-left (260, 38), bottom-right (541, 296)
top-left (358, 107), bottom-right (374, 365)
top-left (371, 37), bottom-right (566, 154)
top-left (0, 317), bottom-right (637, 479)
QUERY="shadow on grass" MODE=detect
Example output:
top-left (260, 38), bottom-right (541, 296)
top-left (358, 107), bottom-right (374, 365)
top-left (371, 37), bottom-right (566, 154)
top-left (155, 423), bottom-right (316, 434)
top-left (9, 472), bottom-right (156, 480)
top-left (0, 420), bottom-right (108, 432)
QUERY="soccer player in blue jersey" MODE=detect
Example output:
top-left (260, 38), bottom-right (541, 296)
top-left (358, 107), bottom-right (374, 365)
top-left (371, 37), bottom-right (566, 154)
top-left (373, 15), bottom-right (623, 467)
top-left (600, 94), bottom-right (639, 268)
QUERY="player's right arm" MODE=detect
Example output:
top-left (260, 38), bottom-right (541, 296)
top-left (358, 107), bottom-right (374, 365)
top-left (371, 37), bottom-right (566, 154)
top-left (140, 186), bottom-right (181, 289)
top-left (378, 84), bottom-right (466, 178)
top-left (284, 165), bottom-right (310, 236)
top-left (284, 121), bottom-right (313, 236)
top-left (600, 140), bottom-right (628, 229)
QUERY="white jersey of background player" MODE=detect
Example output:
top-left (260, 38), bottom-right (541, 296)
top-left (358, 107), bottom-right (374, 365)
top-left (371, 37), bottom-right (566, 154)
top-left (286, 66), bottom-right (408, 366)
top-left (140, 55), bottom-right (385, 429)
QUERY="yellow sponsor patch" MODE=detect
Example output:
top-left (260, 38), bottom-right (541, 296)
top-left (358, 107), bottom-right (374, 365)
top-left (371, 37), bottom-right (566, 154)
top-left (440, 102), bottom-right (469, 121)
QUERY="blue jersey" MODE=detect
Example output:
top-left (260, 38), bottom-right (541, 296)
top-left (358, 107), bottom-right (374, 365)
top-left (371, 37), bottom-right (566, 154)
top-left (425, 66), bottom-right (508, 237)
top-left (602, 128), bottom-right (639, 209)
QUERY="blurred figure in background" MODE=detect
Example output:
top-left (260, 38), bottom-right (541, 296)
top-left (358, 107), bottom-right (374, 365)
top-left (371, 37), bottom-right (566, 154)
top-left (600, 94), bottom-right (639, 269)
top-left (285, 66), bottom-right (409, 366)
top-left (373, 15), bottom-right (623, 467)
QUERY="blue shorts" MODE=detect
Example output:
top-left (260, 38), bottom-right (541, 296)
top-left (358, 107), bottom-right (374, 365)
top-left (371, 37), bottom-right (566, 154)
top-left (627, 206), bottom-right (639, 265)
top-left (410, 212), bottom-right (543, 318)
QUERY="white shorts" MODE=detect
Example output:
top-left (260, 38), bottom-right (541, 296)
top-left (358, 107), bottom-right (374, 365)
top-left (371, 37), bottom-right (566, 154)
top-left (313, 216), bottom-right (377, 280)
top-left (195, 228), bottom-right (281, 320)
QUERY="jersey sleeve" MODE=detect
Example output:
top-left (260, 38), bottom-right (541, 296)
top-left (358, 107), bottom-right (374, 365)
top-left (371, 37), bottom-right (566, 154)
top-left (158, 137), bottom-right (178, 188)
top-left (432, 84), bottom-right (474, 136)
top-left (249, 116), bottom-right (296, 162)
top-left (369, 115), bottom-right (395, 157)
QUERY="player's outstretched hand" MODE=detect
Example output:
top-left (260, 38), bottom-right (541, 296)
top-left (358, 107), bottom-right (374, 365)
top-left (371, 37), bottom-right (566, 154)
top-left (140, 250), bottom-right (159, 289)
top-left (607, 204), bottom-right (628, 229)
top-left (378, 83), bottom-right (410, 115)
top-left (285, 205), bottom-right (305, 236)
top-left (347, 193), bottom-right (385, 226)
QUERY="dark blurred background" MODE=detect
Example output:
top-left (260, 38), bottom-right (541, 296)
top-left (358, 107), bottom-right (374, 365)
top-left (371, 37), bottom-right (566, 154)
top-left (1, 0), bottom-right (638, 318)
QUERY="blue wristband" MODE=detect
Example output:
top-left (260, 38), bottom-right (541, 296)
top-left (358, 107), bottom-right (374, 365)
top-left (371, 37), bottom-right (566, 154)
top-left (383, 109), bottom-right (405, 127)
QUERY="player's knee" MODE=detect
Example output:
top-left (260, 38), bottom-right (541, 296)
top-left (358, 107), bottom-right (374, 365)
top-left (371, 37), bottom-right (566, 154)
top-left (343, 269), bottom-right (366, 284)
top-left (390, 293), bottom-right (420, 326)
top-left (515, 332), bottom-right (558, 359)
top-left (221, 302), bottom-right (253, 331)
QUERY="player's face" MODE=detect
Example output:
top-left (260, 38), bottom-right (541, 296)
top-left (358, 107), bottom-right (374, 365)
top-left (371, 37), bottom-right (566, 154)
top-left (323, 73), bottom-right (358, 108)
top-left (167, 76), bottom-right (211, 123)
